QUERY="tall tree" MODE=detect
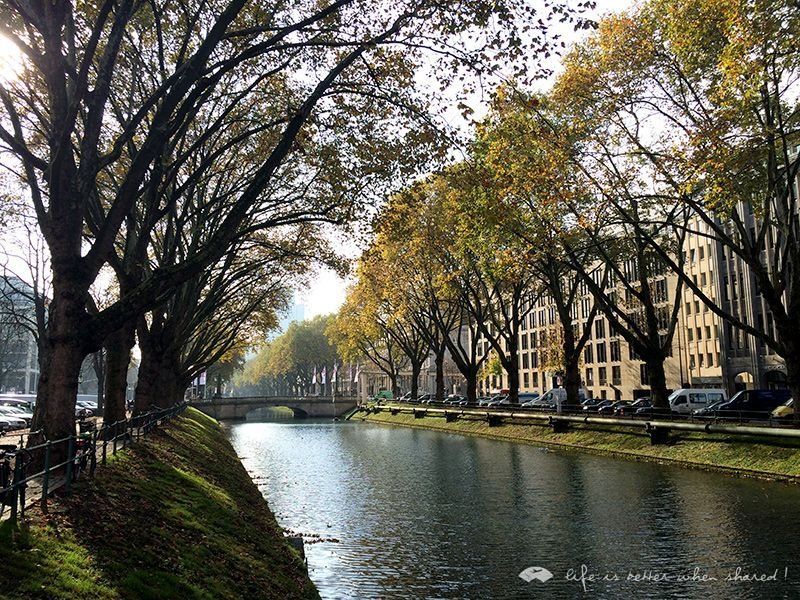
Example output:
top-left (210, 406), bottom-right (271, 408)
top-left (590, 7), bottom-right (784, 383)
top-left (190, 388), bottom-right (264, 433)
top-left (1, 0), bottom-right (579, 444)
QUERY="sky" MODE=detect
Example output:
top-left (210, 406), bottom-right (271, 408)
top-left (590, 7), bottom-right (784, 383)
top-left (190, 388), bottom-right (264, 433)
top-left (299, 0), bottom-right (633, 319)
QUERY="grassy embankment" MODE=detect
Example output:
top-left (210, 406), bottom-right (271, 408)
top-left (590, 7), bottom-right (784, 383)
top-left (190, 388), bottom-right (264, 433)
top-left (356, 407), bottom-right (800, 482)
top-left (0, 408), bottom-right (318, 600)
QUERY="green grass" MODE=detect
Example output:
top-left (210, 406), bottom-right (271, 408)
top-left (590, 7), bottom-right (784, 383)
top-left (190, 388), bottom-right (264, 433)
top-left (0, 408), bottom-right (318, 600)
top-left (358, 408), bottom-right (800, 481)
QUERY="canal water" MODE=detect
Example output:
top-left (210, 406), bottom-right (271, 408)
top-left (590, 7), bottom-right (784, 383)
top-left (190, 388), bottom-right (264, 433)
top-left (226, 419), bottom-right (800, 599)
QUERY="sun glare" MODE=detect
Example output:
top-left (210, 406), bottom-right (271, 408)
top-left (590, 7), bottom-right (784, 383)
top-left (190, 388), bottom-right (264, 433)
top-left (0, 35), bottom-right (24, 83)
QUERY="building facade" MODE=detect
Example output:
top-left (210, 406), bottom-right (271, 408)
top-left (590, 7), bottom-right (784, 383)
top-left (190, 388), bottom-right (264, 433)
top-left (480, 217), bottom-right (787, 400)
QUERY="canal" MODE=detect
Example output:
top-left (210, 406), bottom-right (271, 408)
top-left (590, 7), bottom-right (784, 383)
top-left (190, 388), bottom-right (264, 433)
top-left (226, 419), bottom-right (800, 599)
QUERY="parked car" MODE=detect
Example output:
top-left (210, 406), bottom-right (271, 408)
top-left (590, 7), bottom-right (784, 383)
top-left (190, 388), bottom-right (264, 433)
top-left (709, 389), bottom-right (792, 421)
top-left (418, 394), bottom-right (436, 404)
top-left (691, 400), bottom-right (727, 419)
top-left (616, 398), bottom-right (649, 416)
top-left (0, 411), bottom-right (26, 430)
top-left (77, 400), bottom-right (97, 411)
top-left (580, 398), bottom-right (604, 411)
top-left (634, 403), bottom-right (674, 417)
top-left (486, 394), bottom-right (508, 407)
top-left (477, 396), bottom-right (493, 407)
top-left (519, 393), bottom-right (542, 408)
top-left (443, 395), bottom-right (464, 405)
top-left (0, 397), bottom-right (32, 409)
top-left (600, 401), bottom-right (630, 415)
top-left (668, 388), bottom-right (727, 414)
top-left (538, 387), bottom-right (590, 411)
top-left (0, 405), bottom-right (33, 426)
top-left (592, 400), bottom-right (613, 413)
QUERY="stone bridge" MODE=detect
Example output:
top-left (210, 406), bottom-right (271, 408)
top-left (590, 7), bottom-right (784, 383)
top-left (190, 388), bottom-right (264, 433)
top-left (190, 396), bottom-right (359, 420)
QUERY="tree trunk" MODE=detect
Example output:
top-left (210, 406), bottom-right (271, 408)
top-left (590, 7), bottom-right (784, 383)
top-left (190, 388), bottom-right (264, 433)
top-left (410, 360), bottom-right (422, 400)
top-left (646, 354), bottom-right (670, 409)
top-left (563, 355), bottom-right (581, 409)
top-left (465, 370), bottom-right (478, 404)
top-left (561, 323), bottom-right (581, 406)
top-left (390, 374), bottom-right (400, 400)
top-left (31, 339), bottom-right (85, 444)
top-left (505, 350), bottom-right (519, 403)
top-left (103, 321), bottom-right (135, 428)
top-left (435, 345), bottom-right (446, 401)
top-left (134, 342), bottom-right (160, 414)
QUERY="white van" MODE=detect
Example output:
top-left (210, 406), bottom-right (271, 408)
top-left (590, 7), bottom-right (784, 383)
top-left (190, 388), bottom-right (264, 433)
top-left (538, 387), bottom-right (591, 411)
top-left (668, 388), bottom-right (727, 414)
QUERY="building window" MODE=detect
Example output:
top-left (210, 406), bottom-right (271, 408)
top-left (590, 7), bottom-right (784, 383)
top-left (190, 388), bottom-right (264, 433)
top-left (597, 343), bottom-right (607, 363)
top-left (531, 351), bottom-right (539, 368)
top-left (595, 319), bottom-right (605, 338)
top-left (696, 327), bottom-right (702, 340)
top-left (699, 354), bottom-right (704, 368)
top-left (532, 372), bottom-right (539, 387)
top-left (612, 365), bottom-right (621, 385)
top-left (610, 341), bottom-right (621, 362)
top-left (705, 325), bottom-right (712, 339)
top-left (584, 345), bottom-right (594, 364)
top-left (522, 353), bottom-right (529, 369)
top-left (523, 372), bottom-right (530, 387)
top-left (685, 301), bottom-right (692, 315)
top-left (599, 367), bottom-right (607, 385)
top-left (690, 355), bottom-right (696, 369)
top-left (694, 300), bottom-right (700, 313)
top-left (521, 334), bottom-right (528, 350)
top-left (531, 331), bottom-right (537, 348)
top-left (688, 328), bottom-right (694, 342)
top-left (700, 272), bottom-right (707, 287)
top-left (707, 352), bottom-right (713, 367)
top-left (640, 363), bottom-right (649, 385)
top-left (586, 368), bottom-right (594, 385)
top-left (699, 245), bottom-right (705, 260)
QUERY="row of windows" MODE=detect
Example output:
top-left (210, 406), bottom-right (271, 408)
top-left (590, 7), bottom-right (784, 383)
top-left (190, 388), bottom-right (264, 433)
top-left (689, 352), bottom-right (719, 370)
top-left (687, 325), bottom-right (714, 342)
top-left (686, 243), bottom-right (713, 263)
top-left (584, 366), bottom-right (622, 387)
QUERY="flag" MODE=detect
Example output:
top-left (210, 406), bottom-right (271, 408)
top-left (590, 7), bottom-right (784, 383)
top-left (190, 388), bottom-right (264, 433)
top-left (321, 365), bottom-right (327, 385)
top-left (332, 363), bottom-right (338, 383)
top-left (312, 365), bottom-right (317, 385)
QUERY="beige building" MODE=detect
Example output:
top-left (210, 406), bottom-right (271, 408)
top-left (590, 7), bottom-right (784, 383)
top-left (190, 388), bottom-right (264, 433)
top-left (480, 216), bottom-right (786, 400)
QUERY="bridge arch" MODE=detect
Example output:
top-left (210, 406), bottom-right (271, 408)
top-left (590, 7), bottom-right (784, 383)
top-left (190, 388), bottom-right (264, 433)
top-left (243, 405), bottom-right (309, 420)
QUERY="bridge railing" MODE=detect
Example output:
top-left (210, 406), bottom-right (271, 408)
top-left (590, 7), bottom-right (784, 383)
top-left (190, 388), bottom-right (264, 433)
top-left (190, 395), bottom-right (359, 403)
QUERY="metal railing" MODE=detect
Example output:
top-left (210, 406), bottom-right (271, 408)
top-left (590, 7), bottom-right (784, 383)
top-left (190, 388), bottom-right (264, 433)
top-left (378, 399), bottom-right (799, 428)
top-left (0, 402), bottom-right (187, 525)
top-left (366, 401), bottom-right (800, 445)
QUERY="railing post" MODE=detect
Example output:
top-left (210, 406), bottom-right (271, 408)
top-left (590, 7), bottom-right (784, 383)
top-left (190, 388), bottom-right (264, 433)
top-left (9, 454), bottom-right (21, 525)
top-left (65, 435), bottom-right (75, 493)
top-left (90, 430), bottom-right (98, 477)
top-left (41, 440), bottom-right (52, 513)
top-left (102, 426), bottom-right (108, 465)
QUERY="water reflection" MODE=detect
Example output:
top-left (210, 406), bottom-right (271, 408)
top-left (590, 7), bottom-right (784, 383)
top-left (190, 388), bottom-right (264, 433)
top-left (226, 420), bottom-right (800, 599)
